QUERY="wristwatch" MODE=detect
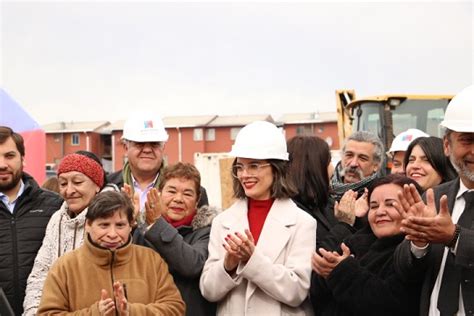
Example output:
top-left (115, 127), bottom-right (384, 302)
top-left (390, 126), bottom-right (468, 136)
top-left (446, 224), bottom-right (461, 250)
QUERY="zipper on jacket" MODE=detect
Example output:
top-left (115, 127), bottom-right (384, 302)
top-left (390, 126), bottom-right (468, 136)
top-left (109, 251), bottom-right (119, 316)
top-left (10, 216), bottom-right (20, 313)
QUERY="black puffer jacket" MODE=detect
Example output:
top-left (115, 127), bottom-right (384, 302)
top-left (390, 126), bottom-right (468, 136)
top-left (0, 173), bottom-right (63, 315)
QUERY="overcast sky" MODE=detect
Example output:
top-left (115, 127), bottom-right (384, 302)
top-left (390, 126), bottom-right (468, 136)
top-left (1, 1), bottom-right (472, 125)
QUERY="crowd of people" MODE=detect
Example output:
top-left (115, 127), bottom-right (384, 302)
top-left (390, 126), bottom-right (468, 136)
top-left (0, 84), bottom-right (472, 315)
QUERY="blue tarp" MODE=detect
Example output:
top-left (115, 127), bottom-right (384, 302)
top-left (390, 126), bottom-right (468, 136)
top-left (0, 88), bottom-right (41, 132)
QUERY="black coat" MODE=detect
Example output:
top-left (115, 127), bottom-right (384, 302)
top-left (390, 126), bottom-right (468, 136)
top-left (0, 174), bottom-right (63, 315)
top-left (311, 227), bottom-right (423, 316)
top-left (292, 198), bottom-right (336, 250)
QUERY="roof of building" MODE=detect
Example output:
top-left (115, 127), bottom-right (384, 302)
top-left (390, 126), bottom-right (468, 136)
top-left (207, 114), bottom-right (274, 127)
top-left (42, 121), bottom-right (110, 133)
top-left (163, 115), bottom-right (218, 128)
top-left (43, 112), bottom-right (337, 134)
top-left (276, 112), bottom-right (337, 124)
top-left (105, 115), bottom-right (218, 132)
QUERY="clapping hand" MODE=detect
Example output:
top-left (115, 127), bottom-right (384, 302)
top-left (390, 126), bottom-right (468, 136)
top-left (145, 188), bottom-right (162, 225)
top-left (122, 184), bottom-right (140, 227)
top-left (312, 243), bottom-right (351, 279)
top-left (223, 229), bottom-right (256, 273)
top-left (395, 184), bottom-right (454, 246)
top-left (334, 190), bottom-right (357, 225)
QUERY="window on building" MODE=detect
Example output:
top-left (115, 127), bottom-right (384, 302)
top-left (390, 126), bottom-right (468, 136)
top-left (53, 134), bottom-right (61, 142)
top-left (71, 133), bottom-right (80, 145)
top-left (193, 128), bottom-right (203, 141)
top-left (205, 128), bottom-right (216, 141)
top-left (296, 125), bottom-right (312, 135)
top-left (230, 127), bottom-right (241, 140)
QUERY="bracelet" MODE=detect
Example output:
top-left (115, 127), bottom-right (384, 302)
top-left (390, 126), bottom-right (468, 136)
top-left (446, 224), bottom-right (461, 249)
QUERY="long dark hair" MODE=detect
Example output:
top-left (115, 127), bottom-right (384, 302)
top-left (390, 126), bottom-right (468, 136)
top-left (403, 137), bottom-right (457, 184)
top-left (287, 136), bottom-right (330, 214)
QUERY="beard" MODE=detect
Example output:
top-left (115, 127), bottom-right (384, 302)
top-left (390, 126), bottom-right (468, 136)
top-left (0, 167), bottom-right (23, 192)
top-left (449, 154), bottom-right (474, 182)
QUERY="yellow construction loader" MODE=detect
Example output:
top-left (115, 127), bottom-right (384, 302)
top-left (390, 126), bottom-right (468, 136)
top-left (335, 90), bottom-right (453, 154)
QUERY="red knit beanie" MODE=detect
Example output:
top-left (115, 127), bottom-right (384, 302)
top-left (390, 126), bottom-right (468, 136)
top-left (57, 153), bottom-right (105, 188)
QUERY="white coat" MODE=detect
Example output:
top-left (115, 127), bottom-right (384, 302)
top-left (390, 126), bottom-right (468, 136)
top-left (199, 198), bottom-right (316, 315)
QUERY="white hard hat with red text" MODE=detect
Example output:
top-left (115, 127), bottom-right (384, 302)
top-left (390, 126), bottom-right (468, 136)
top-left (388, 128), bottom-right (429, 155)
top-left (122, 113), bottom-right (169, 142)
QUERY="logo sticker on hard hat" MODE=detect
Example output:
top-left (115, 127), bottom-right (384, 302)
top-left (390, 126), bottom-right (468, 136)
top-left (144, 121), bottom-right (154, 128)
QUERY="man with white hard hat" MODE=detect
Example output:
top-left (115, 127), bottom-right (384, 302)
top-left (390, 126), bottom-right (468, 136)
top-left (107, 113), bottom-right (208, 217)
top-left (395, 85), bottom-right (474, 316)
top-left (388, 128), bottom-right (429, 175)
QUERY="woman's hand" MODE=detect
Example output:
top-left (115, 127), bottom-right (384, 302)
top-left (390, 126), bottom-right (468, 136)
top-left (98, 289), bottom-right (115, 316)
top-left (113, 281), bottom-right (129, 316)
top-left (334, 190), bottom-right (357, 225)
top-left (145, 188), bottom-right (161, 225)
top-left (121, 184), bottom-right (140, 226)
top-left (233, 230), bottom-right (256, 262)
top-left (222, 229), bottom-right (256, 272)
top-left (354, 188), bottom-right (369, 218)
top-left (312, 243), bottom-right (352, 278)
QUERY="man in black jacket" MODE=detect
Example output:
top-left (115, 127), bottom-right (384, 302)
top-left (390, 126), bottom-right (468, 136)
top-left (0, 126), bottom-right (63, 315)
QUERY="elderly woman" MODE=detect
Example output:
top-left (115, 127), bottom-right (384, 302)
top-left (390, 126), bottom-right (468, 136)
top-left (23, 151), bottom-right (115, 316)
top-left (310, 174), bottom-right (424, 316)
top-left (134, 162), bottom-right (217, 316)
top-left (37, 191), bottom-right (185, 315)
top-left (199, 121), bottom-right (316, 315)
top-left (404, 136), bottom-right (457, 191)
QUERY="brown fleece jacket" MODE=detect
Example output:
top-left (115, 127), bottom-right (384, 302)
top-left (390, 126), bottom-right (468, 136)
top-left (37, 235), bottom-right (185, 316)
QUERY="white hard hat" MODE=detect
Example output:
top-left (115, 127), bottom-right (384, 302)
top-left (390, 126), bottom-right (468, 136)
top-left (440, 85), bottom-right (474, 132)
top-left (122, 113), bottom-right (169, 142)
top-left (388, 128), bottom-right (429, 154)
top-left (230, 121), bottom-right (289, 160)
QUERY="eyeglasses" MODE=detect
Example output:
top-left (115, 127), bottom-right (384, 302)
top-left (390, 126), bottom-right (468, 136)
top-left (129, 141), bottom-right (164, 150)
top-left (231, 163), bottom-right (271, 178)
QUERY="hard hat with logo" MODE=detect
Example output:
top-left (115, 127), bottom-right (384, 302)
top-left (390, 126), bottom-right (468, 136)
top-left (440, 85), bottom-right (474, 132)
top-left (388, 128), bottom-right (429, 155)
top-left (122, 113), bottom-right (169, 142)
top-left (230, 121), bottom-right (289, 160)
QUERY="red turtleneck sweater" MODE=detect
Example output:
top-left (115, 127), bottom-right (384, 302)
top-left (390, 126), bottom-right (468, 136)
top-left (247, 198), bottom-right (274, 244)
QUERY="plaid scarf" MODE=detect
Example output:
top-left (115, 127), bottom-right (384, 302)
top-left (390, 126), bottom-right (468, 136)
top-left (330, 161), bottom-right (380, 202)
top-left (122, 161), bottom-right (164, 195)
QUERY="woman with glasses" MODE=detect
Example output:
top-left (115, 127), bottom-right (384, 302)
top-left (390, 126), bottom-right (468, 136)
top-left (200, 121), bottom-right (316, 315)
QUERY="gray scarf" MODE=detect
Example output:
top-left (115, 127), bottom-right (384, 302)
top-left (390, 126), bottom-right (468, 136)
top-left (330, 161), bottom-right (380, 202)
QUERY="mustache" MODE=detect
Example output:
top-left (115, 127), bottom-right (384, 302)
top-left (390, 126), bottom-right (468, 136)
top-left (341, 166), bottom-right (364, 179)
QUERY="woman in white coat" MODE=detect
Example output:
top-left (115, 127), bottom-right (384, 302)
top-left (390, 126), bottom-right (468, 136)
top-left (199, 121), bottom-right (316, 315)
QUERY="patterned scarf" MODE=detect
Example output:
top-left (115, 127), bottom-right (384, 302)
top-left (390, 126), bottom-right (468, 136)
top-left (330, 161), bottom-right (380, 202)
top-left (122, 161), bottom-right (164, 194)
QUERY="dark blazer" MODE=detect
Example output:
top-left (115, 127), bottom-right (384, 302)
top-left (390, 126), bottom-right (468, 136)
top-left (393, 178), bottom-right (474, 315)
